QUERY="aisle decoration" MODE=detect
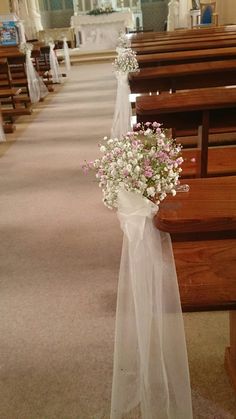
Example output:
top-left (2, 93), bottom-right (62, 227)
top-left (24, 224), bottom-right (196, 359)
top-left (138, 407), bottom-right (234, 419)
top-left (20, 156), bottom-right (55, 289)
top-left (83, 123), bottom-right (193, 419)
top-left (48, 41), bottom-right (61, 83)
top-left (0, 114), bottom-right (6, 142)
top-left (116, 32), bottom-right (131, 53)
top-left (19, 42), bottom-right (48, 104)
top-left (62, 37), bottom-right (71, 73)
top-left (111, 48), bottom-right (139, 139)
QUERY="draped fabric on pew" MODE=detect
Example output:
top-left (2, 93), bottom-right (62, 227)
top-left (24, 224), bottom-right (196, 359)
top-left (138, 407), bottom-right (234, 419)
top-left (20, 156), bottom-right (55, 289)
top-left (25, 48), bottom-right (48, 104)
top-left (111, 190), bottom-right (193, 419)
top-left (49, 43), bottom-right (61, 84)
top-left (111, 73), bottom-right (132, 139)
top-left (63, 38), bottom-right (71, 74)
top-left (0, 114), bottom-right (6, 142)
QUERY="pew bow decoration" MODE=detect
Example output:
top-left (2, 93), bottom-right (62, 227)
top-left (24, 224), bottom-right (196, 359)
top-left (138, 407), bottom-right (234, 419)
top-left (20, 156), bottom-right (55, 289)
top-left (0, 114), bottom-right (6, 142)
top-left (111, 48), bottom-right (139, 139)
top-left (83, 123), bottom-right (193, 418)
top-left (62, 36), bottom-right (71, 74)
top-left (48, 42), bottom-right (61, 84)
top-left (19, 42), bottom-right (48, 104)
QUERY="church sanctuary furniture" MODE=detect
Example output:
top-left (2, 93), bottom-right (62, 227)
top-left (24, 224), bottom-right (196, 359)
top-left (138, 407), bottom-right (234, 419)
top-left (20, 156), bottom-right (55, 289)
top-left (71, 11), bottom-right (134, 50)
top-left (154, 175), bottom-right (236, 391)
top-left (136, 86), bottom-right (236, 177)
top-left (200, 0), bottom-right (218, 26)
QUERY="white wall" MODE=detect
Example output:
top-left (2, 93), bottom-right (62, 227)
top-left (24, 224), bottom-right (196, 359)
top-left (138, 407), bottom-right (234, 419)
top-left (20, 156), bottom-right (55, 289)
top-left (217, 0), bottom-right (236, 25)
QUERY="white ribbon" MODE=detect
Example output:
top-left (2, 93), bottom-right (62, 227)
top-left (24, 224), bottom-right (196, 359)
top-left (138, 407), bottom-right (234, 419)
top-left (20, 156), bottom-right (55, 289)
top-left (111, 189), bottom-right (193, 419)
top-left (49, 43), bottom-right (61, 84)
top-left (63, 37), bottom-right (71, 74)
top-left (111, 72), bottom-right (132, 139)
top-left (25, 49), bottom-right (48, 104)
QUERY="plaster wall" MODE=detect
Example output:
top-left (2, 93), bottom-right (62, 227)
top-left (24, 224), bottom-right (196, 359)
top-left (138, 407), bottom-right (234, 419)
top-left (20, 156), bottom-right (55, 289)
top-left (0, 0), bottom-right (10, 14)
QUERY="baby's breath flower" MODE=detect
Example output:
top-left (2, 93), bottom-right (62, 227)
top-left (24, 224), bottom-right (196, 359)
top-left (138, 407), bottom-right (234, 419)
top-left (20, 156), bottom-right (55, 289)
top-left (82, 122), bottom-right (184, 209)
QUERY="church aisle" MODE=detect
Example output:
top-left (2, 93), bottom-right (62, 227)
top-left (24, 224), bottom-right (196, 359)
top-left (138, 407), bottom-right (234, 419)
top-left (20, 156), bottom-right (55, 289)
top-left (0, 63), bottom-right (235, 419)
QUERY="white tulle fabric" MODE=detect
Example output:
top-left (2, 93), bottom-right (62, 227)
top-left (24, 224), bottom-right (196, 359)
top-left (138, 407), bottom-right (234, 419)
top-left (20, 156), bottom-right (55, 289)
top-left (25, 50), bottom-right (48, 104)
top-left (0, 115), bottom-right (5, 142)
top-left (63, 38), bottom-right (71, 74)
top-left (49, 43), bottom-right (61, 83)
top-left (111, 73), bottom-right (132, 139)
top-left (111, 190), bottom-right (193, 419)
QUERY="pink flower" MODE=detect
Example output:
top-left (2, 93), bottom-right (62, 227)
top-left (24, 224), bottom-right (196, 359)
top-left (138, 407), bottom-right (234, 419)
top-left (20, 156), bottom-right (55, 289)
top-left (152, 121), bottom-right (161, 128)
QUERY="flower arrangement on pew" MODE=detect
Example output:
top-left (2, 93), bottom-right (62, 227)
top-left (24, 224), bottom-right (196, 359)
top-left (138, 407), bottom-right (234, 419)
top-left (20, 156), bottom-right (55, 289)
top-left (83, 122), bottom-right (184, 209)
top-left (113, 47), bottom-right (139, 74)
top-left (116, 32), bottom-right (131, 53)
top-left (19, 42), bottom-right (33, 54)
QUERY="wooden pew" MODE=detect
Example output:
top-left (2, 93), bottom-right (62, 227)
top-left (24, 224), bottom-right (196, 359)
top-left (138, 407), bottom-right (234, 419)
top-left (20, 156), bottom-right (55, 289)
top-left (136, 86), bottom-right (236, 177)
top-left (129, 59), bottom-right (236, 93)
top-left (154, 175), bottom-right (236, 391)
top-left (133, 38), bottom-right (236, 55)
top-left (129, 25), bottom-right (236, 43)
top-left (137, 46), bottom-right (236, 68)
top-left (131, 32), bottom-right (236, 48)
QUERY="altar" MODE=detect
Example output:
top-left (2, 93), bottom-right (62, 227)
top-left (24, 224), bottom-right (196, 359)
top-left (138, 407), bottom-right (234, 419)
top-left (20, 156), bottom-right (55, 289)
top-left (71, 11), bottom-right (134, 50)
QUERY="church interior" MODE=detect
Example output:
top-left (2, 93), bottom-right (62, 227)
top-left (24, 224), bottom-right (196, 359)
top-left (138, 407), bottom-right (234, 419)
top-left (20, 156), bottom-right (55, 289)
top-left (0, 0), bottom-right (236, 418)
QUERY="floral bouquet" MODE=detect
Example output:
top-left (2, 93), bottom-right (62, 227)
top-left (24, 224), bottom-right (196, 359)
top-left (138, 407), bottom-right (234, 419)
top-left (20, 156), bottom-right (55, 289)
top-left (87, 5), bottom-right (115, 15)
top-left (112, 48), bottom-right (139, 74)
top-left (117, 33), bottom-right (131, 49)
top-left (83, 122), bottom-right (184, 209)
top-left (19, 42), bottom-right (33, 54)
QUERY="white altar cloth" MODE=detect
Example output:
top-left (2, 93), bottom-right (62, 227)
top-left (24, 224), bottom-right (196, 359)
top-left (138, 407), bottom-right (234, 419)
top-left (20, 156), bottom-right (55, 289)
top-left (71, 11), bottom-right (134, 50)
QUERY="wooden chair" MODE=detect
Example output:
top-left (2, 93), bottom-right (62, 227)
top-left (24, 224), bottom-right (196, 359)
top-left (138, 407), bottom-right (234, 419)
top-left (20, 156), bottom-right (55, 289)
top-left (200, 0), bottom-right (219, 26)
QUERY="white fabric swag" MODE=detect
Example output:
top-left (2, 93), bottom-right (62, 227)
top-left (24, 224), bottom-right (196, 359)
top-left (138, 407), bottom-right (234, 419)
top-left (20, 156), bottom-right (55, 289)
top-left (111, 72), bottom-right (132, 139)
top-left (49, 43), bottom-right (61, 84)
top-left (25, 49), bottom-right (48, 104)
top-left (0, 115), bottom-right (6, 142)
top-left (63, 38), bottom-right (71, 74)
top-left (110, 190), bottom-right (193, 419)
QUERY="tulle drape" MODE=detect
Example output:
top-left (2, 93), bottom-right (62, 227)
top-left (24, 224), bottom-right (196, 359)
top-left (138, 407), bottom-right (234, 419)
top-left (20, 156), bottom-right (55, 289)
top-left (49, 43), bottom-right (61, 83)
top-left (111, 73), bottom-right (132, 139)
top-left (63, 38), bottom-right (71, 74)
top-left (111, 190), bottom-right (193, 419)
top-left (0, 115), bottom-right (5, 142)
top-left (25, 50), bottom-right (48, 104)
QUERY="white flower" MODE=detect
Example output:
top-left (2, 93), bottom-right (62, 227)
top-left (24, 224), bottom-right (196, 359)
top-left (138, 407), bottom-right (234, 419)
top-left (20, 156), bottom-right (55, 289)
top-left (147, 187), bottom-right (156, 197)
top-left (100, 145), bottom-right (106, 153)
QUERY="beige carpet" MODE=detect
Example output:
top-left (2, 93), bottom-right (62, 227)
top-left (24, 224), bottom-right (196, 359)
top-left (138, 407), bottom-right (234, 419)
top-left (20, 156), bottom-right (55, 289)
top-left (0, 63), bottom-right (235, 419)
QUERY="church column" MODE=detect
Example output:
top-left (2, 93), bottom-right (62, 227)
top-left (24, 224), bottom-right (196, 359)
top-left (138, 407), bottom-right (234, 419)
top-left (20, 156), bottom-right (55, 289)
top-left (27, 0), bottom-right (43, 32)
top-left (178, 0), bottom-right (189, 28)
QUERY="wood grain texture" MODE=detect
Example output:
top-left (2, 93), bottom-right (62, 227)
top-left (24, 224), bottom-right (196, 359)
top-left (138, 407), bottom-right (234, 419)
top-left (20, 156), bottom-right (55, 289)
top-left (173, 239), bottom-right (236, 311)
top-left (154, 176), bottom-right (236, 234)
